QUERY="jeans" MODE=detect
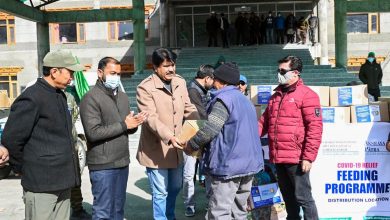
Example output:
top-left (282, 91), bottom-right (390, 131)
top-left (266, 28), bottom-right (274, 44)
top-left (89, 166), bottom-right (129, 220)
top-left (147, 165), bottom-right (183, 220)
top-left (275, 164), bottom-right (319, 220)
top-left (183, 153), bottom-right (197, 209)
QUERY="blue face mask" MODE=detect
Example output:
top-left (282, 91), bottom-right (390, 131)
top-left (368, 57), bottom-right (375, 63)
top-left (103, 74), bottom-right (120, 89)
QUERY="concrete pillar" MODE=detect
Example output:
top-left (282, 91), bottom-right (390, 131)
top-left (169, 5), bottom-right (175, 47)
top-left (159, 0), bottom-right (169, 47)
top-left (318, 0), bottom-right (329, 65)
top-left (334, 0), bottom-right (347, 68)
top-left (133, 0), bottom-right (146, 73)
top-left (36, 22), bottom-right (50, 76)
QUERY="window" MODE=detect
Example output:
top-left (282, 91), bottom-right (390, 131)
top-left (50, 23), bottom-right (86, 44)
top-left (0, 70), bottom-right (20, 100)
top-left (0, 14), bottom-right (15, 45)
top-left (108, 18), bottom-right (150, 41)
top-left (347, 13), bottom-right (379, 34)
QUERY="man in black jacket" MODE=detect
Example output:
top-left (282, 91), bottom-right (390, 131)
top-left (80, 57), bottom-right (147, 220)
top-left (183, 64), bottom-right (214, 217)
top-left (1, 50), bottom-right (84, 220)
top-left (359, 52), bottom-right (383, 101)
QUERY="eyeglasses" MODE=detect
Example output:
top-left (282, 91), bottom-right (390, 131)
top-left (239, 81), bottom-right (246, 86)
top-left (277, 68), bottom-right (295, 75)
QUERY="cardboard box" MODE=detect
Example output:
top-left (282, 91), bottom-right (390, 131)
top-left (350, 102), bottom-right (389, 123)
top-left (248, 183), bottom-right (283, 210)
top-left (378, 97), bottom-right (390, 111)
top-left (177, 120), bottom-right (205, 157)
top-left (321, 107), bottom-right (350, 123)
top-left (0, 90), bottom-right (10, 108)
top-left (308, 86), bottom-right (330, 106)
top-left (250, 85), bottom-right (277, 105)
top-left (330, 85), bottom-right (368, 107)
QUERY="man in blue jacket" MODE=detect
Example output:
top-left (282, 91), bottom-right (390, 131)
top-left (183, 62), bottom-right (264, 220)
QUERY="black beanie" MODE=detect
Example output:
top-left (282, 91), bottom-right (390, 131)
top-left (213, 62), bottom-right (240, 85)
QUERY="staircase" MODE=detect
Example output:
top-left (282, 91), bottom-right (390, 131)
top-left (122, 45), bottom-right (390, 111)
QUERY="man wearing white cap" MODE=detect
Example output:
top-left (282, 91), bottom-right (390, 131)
top-left (1, 50), bottom-right (84, 220)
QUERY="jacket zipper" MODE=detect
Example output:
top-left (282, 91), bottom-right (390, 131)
top-left (274, 92), bottom-right (286, 160)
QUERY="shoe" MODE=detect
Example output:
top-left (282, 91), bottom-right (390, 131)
top-left (71, 209), bottom-right (92, 220)
top-left (185, 207), bottom-right (195, 217)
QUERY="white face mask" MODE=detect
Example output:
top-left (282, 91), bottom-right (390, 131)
top-left (278, 71), bottom-right (295, 85)
top-left (103, 74), bottom-right (120, 89)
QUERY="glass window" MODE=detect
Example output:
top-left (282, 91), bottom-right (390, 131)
top-left (211, 5), bottom-right (228, 14)
top-left (108, 22), bottom-right (116, 41)
top-left (371, 14), bottom-right (377, 33)
top-left (51, 23), bottom-right (86, 43)
top-left (176, 15), bottom-right (193, 47)
top-left (0, 82), bottom-right (9, 92)
top-left (0, 73), bottom-right (18, 99)
top-left (176, 7), bottom-right (192, 15)
top-left (194, 6), bottom-right (210, 14)
top-left (258, 3), bottom-right (276, 14)
top-left (0, 26), bottom-right (6, 44)
top-left (9, 26), bottom-right (15, 43)
top-left (118, 21), bottom-right (133, 40)
top-left (295, 3), bottom-right (312, 12)
top-left (59, 23), bottom-right (77, 43)
top-left (276, 3), bottom-right (294, 12)
top-left (347, 14), bottom-right (368, 33)
top-left (0, 17), bottom-right (15, 44)
top-left (78, 24), bottom-right (85, 42)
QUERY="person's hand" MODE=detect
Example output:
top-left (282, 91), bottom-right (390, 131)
top-left (301, 160), bottom-right (312, 173)
top-left (182, 142), bottom-right (195, 156)
top-left (125, 111), bottom-right (148, 129)
top-left (386, 141), bottom-right (390, 152)
top-left (169, 136), bottom-right (184, 149)
top-left (0, 146), bottom-right (9, 168)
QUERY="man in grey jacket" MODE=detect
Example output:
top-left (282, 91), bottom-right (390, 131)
top-left (80, 57), bottom-right (147, 220)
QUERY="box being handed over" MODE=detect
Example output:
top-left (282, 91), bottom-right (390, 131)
top-left (248, 183), bottom-right (283, 210)
top-left (330, 85), bottom-right (368, 106)
top-left (177, 120), bottom-right (205, 157)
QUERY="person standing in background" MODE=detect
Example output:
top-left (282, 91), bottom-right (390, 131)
top-left (359, 52), bottom-right (383, 101)
top-left (184, 64), bottom-right (215, 217)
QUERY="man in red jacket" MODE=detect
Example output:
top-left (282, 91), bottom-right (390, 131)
top-left (259, 56), bottom-right (323, 220)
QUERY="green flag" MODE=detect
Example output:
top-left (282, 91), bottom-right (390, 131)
top-left (74, 57), bottom-right (89, 99)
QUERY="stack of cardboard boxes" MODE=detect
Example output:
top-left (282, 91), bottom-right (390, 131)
top-left (250, 84), bottom-right (390, 123)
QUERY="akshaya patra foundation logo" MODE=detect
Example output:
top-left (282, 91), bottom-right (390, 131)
top-left (365, 140), bottom-right (387, 155)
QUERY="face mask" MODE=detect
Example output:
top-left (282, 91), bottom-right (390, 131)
top-left (103, 74), bottom-right (120, 89)
top-left (278, 71), bottom-right (295, 85)
top-left (368, 57), bottom-right (375, 63)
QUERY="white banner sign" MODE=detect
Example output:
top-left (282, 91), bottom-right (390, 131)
top-left (311, 122), bottom-right (390, 219)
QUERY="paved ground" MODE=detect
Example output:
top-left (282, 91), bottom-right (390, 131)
top-left (0, 148), bottom-right (209, 220)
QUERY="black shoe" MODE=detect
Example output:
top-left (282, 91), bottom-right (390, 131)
top-left (71, 209), bottom-right (91, 220)
top-left (185, 207), bottom-right (195, 217)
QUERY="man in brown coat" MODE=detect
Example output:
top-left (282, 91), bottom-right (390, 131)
top-left (136, 47), bottom-right (199, 220)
